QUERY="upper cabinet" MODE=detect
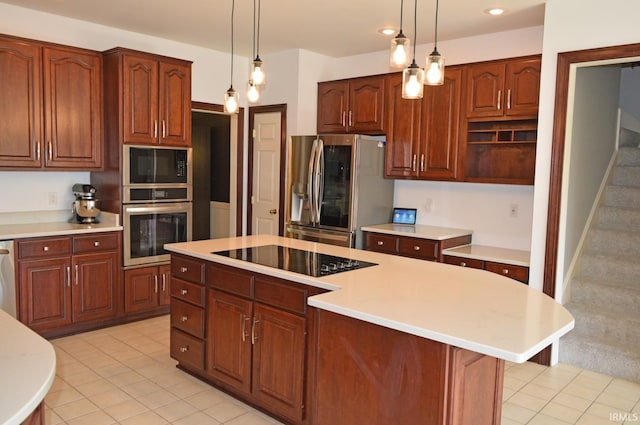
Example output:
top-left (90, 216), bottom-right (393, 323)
top-left (0, 35), bottom-right (102, 170)
top-left (465, 56), bottom-right (541, 119)
top-left (103, 48), bottom-right (192, 147)
top-left (384, 67), bottom-right (462, 180)
top-left (317, 75), bottom-right (385, 134)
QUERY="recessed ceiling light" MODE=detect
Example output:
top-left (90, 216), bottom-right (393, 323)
top-left (378, 27), bottom-right (397, 36)
top-left (485, 8), bottom-right (506, 16)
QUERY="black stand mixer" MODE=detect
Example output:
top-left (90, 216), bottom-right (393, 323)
top-left (71, 184), bottom-right (101, 224)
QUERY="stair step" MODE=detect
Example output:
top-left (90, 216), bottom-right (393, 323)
top-left (564, 302), bottom-right (640, 342)
top-left (616, 146), bottom-right (640, 166)
top-left (603, 185), bottom-right (640, 209)
top-left (597, 206), bottom-right (640, 230)
top-left (559, 332), bottom-right (640, 382)
top-left (570, 277), bottom-right (640, 315)
top-left (612, 165), bottom-right (640, 188)
top-left (579, 253), bottom-right (640, 283)
top-left (586, 227), bottom-right (640, 256)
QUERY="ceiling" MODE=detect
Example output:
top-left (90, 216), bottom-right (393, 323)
top-left (1, 0), bottom-right (546, 58)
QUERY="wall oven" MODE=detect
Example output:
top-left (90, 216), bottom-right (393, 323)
top-left (122, 145), bottom-right (193, 268)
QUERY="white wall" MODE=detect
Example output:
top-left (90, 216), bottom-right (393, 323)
top-left (620, 67), bottom-right (640, 124)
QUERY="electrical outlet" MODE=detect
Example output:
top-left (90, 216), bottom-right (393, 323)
top-left (509, 203), bottom-right (519, 218)
top-left (48, 192), bottom-right (58, 206)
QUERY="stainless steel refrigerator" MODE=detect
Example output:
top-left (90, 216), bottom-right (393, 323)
top-left (285, 134), bottom-right (394, 248)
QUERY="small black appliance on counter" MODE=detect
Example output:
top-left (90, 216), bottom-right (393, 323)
top-left (70, 183), bottom-right (101, 224)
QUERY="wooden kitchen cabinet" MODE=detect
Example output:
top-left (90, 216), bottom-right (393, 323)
top-left (442, 255), bottom-right (529, 284)
top-left (364, 231), bottom-right (472, 262)
top-left (317, 75), bottom-right (385, 134)
top-left (124, 263), bottom-right (171, 313)
top-left (465, 56), bottom-right (541, 119)
top-left (17, 232), bottom-right (120, 335)
top-left (103, 48), bottom-right (192, 147)
top-left (0, 35), bottom-right (102, 170)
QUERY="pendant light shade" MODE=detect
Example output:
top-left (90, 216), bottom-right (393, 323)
top-left (224, 0), bottom-right (239, 114)
top-left (402, 0), bottom-right (423, 99)
top-left (390, 0), bottom-right (410, 68)
top-left (425, 0), bottom-right (445, 86)
top-left (247, 80), bottom-right (260, 104)
top-left (251, 57), bottom-right (265, 85)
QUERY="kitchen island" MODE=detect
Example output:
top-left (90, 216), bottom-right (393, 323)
top-left (165, 235), bottom-right (574, 425)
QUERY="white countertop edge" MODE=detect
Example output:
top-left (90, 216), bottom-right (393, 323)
top-left (4, 225), bottom-right (123, 240)
top-left (6, 355), bottom-right (56, 425)
top-left (442, 244), bottom-right (531, 267)
top-left (361, 223), bottom-right (473, 240)
top-left (307, 297), bottom-right (575, 363)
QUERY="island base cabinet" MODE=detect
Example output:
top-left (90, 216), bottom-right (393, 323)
top-left (314, 310), bottom-right (504, 425)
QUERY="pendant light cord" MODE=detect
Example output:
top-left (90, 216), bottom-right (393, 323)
top-left (229, 0), bottom-right (235, 88)
top-left (252, 0), bottom-right (256, 59)
top-left (256, 0), bottom-right (261, 58)
top-left (434, 0), bottom-right (439, 50)
top-left (399, 0), bottom-right (404, 32)
top-left (412, 0), bottom-right (417, 60)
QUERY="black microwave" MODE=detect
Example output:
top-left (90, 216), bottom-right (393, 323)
top-left (123, 145), bottom-right (192, 203)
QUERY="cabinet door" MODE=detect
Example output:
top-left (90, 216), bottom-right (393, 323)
top-left (348, 76), bottom-right (385, 134)
top-left (317, 81), bottom-right (348, 133)
top-left (252, 303), bottom-right (306, 423)
top-left (43, 47), bottom-right (102, 169)
top-left (72, 251), bottom-right (117, 322)
top-left (0, 38), bottom-right (42, 168)
top-left (505, 58), bottom-right (541, 118)
top-left (207, 289), bottom-right (253, 395)
top-left (158, 264), bottom-right (172, 306)
top-left (384, 73), bottom-right (421, 178)
top-left (19, 257), bottom-right (72, 331)
top-left (122, 54), bottom-right (159, 145)
top-left (419, 67), bottom-right (462, 180)
top-left (158, 61), bottom-right (191, 147)
top-left (124, 266), bottom-right (159, 313)
top-left (465, 62), bottom-right (505, 118)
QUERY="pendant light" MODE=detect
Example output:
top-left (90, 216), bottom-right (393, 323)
top-left (224, 0), bottom-right (239, 114)
top-left (389, 0), bottom-right (411, 68)
top-left (251, 0), bottom-right (266, 85)
top-left (247, 0), bottom-right (261, 103)
top-left (402, 0), bottom-right (424, 99)
top-left (425, 0), bottom-right (445, 85)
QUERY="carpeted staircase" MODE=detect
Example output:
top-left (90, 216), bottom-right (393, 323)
top-left (559, 143), bottom-right (640, 382)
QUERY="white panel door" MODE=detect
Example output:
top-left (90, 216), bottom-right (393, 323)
top-left (252, 112), bottom-right (282, 235)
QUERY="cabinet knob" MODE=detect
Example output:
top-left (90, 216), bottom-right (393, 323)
top-left (180, 289), bottom-right (188, 295)
top-left (377, 241), bottom-right (384, 246)
top-left (502, 269), bottom-right (510, 275)
top-left (413, 246), bottom-right (420, 251)
top-left (180, 266), bottom-right (188, 273)
top-left (181, 315), bottom-right (188, 322)
top-left (460, 262), bottom-right (467, 267)
top-left (94, 241), bottom-right (100, 247)
top-left (180, 346), bottom-right (189, 353)
top-left (43, 246), bottom-right (49, 252)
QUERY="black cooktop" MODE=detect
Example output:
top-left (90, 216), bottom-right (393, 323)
top-left (212, 244), bottom-right (377, 277)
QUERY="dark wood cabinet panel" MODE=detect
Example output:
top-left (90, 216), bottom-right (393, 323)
top-left (159, 264), bottom-right (172, 306)
top-left (484, 261), bottom-right (529, 284)
top-left (72, 251), bottom-right (117, 323)
top-left (465, 62), bottom-right (505, 118)
top-left (158, 61), bottom-right (191, 146)
top-left (442, 255), bottom-right (484, 270)
top-left (317, 76), bottom-right (385, 134)
top-left (364, 231), bottom-right (471, 263)
top-left (0, 38), bottom-right (42, 168)
top-left (171, 328), bottom-right (204, 371)
top-left (124, 266), bottom-right (158, 313)
top-left (171, 277), bottom-right (205, 306)
top-left (398, 237), bottom-right (438, 261)
top-left (122, 54), bottom-right (158, 145)
top-left (364, 232), bottom-right (399, 254)
top-left (505, 59), bottom-right (541, 118)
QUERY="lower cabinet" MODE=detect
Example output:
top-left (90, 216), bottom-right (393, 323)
top-left (17, 232), bottom-right (120, 335)
top-left (363, 231), bottom-right (472, 262)
top-left (124, 264), bottom-right (171, 313)
top-left (442, 255), bottom-right (529, 284)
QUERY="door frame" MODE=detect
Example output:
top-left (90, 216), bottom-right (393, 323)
top-left (541, 42), bottom-right (640, 364)
top-left (247, 104), bottom-right (287, 236)
top-left (191, 101), bottom-right (244, 237)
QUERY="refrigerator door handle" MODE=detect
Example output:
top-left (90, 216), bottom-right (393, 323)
top-left (308, 138), bottom-right (319, 225)
top-left (315, 138), bottom-right (325, 224)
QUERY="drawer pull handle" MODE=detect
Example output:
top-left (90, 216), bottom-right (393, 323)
top-left (377, 241), bottom-right (384, 246)
top-left (94, 241), bottom-right (100, 247)
top-left (460, 262), bottom-right (467, 267)
top-left (413, 246), bottom-right (420, 251)
top-left (43, 246), bottom-right (49, 252)
top-left (502, 269), bottom-right (510, 275)
top-left (180, 289), bottom-right (188, 295)
top-left (181, 315), bottom-right (188, 322)
top-left (180, 346), bottom-right (189, 353)
top-left (180, 267), bottom-right (188, 273)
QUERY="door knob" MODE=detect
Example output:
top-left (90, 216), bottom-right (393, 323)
top-left (269, 209), bottom-right (277, 215)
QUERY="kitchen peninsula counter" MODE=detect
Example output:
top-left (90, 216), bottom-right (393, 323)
top-left (0, 309), bottom-right (56, 425)
top-left (165, 235), bottom-right (573, 363)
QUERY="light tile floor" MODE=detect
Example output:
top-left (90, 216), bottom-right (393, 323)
top-left (43, 316), bottom-right (640, 425)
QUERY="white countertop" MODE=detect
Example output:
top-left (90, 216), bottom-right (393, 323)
top-left (165, 235), bottom-right (574, 363)
top-left (0, 309), bottom-right (56, 425)
top-left (442, 244), bottom-right (531, 267)
top-left (361, 223), bottom-right (473, 240)
top-left (0, 210), bottom-right (121, 240)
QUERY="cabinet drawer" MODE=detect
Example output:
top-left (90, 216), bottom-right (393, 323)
top-left (170, 328), bottom-right (204, 370)
top-left (171, 299), bottom-right (205, 338)
top-left (442, 255), bottom-right (484, 270)
top-left (255, 277), bottom-right (308, 315)
top-left (172, 255), bottom-right (205, 284)
top-left (208, 264), bottom-right (253, 298)
top-left (365, 233), bottom-right (398, 254)
top-left (171, 278), bottom-right (205, 306)
top-left (18, 237), bottom-right (71, 259)
top-left (73, 233), bottom-right (118, 254)
top-left (485, 262), bottom-right (529, 283)
top-left (399, 238), bottom-right (438, 261)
